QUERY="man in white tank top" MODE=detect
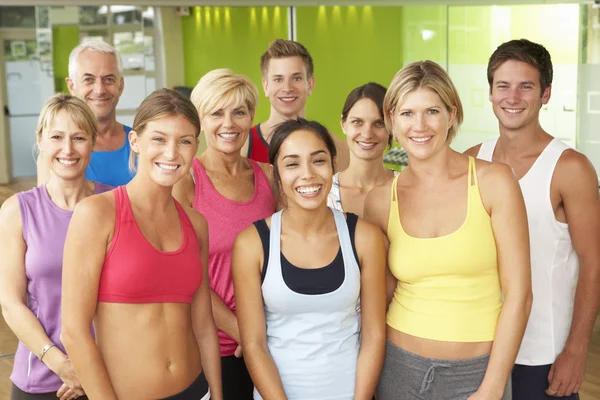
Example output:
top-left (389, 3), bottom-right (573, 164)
top-left (465, 39), bottom-right (600, 400)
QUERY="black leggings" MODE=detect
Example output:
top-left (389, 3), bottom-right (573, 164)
top-left (221, 355), bottom-right (253, 400)
top-left (11, 384), bottom-right (88, 400)
top-left (160, 372), bottom-right (209, 400)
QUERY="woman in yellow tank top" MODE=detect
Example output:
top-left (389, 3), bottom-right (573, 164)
top-left (364, 61), bottom-right (532, 400)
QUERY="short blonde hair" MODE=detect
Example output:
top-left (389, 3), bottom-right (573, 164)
top-left (384, 61), bottom-right (464, 143)
top-left (36, 93), bottom-right (98, 145)
top-left (129, 88), bottom-right (200, 172)
top-left (190, 69), bottom-right (258, 119)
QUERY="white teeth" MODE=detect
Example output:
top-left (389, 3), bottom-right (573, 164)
top-left (219, 133), bottom-right (238, 139)
top-left (157, 163), bottom-right (178, 170)
top-left (280, 97), bottom-right (296, 101)
top-left (296, 186), bottom-right (321, 195)
top-left (57, 159), bottom-right (77, 165)
top-left (505, 109), bottom-right (523, 114)
top-left (410, 137), bottom-right (431, 143)
top-left (357, 142), bottom-right (376, 149)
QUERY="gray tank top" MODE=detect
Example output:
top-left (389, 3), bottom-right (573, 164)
top-left (255, 209), bottom-right (361, 400)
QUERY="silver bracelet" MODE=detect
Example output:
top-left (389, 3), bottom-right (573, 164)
top-left (39, 343), bottom-right (56, 361)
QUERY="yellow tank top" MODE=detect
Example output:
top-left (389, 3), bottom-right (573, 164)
top-left (386, 157), bottom-right (502, 342)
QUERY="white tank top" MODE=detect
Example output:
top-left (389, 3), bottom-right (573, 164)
top-left (478, 138), bottom-right (578, 365)
top-left (255, 209), bottom-right (361, 399)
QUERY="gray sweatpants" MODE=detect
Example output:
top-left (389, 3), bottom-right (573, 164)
top-left (377, 340), bottom-right (511, 400)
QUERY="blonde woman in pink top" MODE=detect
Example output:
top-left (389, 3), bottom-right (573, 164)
top-left (173, 69), bottom-right (275, 400)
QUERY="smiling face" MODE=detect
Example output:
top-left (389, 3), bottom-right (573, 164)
top-left (130, 115), bottom-right (199, 188)
top-left (201, 102), bottom-right (254, 155)
top-left (263, 56), bottom-right (314, 119)
top-left (39, 109), bottom-right (94, 181)
top-left (66, 50), bottom-right (124, 122)
top-left (391, 88), bottom-right (455, 161)
top-left (342, 98), bottom-right (390, 161)
top-left (489, 60), bottom-right (550, 133)
top-left (275, 129), bottom-right (333, 210)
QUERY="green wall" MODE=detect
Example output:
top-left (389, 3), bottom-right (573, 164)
top-left (52, 25), bottom-right (79, 94)
top-left (181, 6), bottom-right (288, 124)
top-left (178, 4), bottom-right (579, 142)
top-left (296, 6), bottom-right (404, 137)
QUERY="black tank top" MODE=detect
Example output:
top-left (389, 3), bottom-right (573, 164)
top-left (254, 213), bottom-right (360, 295)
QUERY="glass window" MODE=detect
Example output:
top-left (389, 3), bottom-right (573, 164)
top-left (143, 7), bottom-right (154, 28)
top-left (114, 31), bottom-right (144, 70)
top-left (111, 5), bottom-right (142, 25)
top-left (35, 7), bottom-right (49, 28)
top-left (80, 29), bottom-right (109, 44)
top-left (144, 35), bottom-right (155, 71)
top-left (4, 40), bottom-right (37, 61)
top-left (79, 6), bottom-right (107, 26)
top-left (0, 6), bottom-right (36, 28)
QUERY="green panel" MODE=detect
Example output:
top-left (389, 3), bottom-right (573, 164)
top-left (181, 6), bottom-right (288, 124)
top-left (402, 6), bottom-right (447, 66)
top-left (448, 6), bottom-right (492, 65)
top-left (296, 6), bottom-right (404, 138)
top-left (52, 25), bottom-right (79, 94)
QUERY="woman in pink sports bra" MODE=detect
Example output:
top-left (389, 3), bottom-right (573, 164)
top-left (61, 89), bottom-right (222, 400)
top-left (173, 69), bottom-right (275, 400)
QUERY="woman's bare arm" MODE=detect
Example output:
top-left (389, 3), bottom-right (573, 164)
top-left (473, 162), bottom-right (532, 399)
top-left (233, 226), bottom-right (287, 399)
top-left (61, 194), bottom-right (118, 400)
top-left (189, 210), bottom-right (223, 400)
top-left (353, 218), bottom-right (387, 399)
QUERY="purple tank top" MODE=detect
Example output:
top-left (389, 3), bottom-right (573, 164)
top-left (11, 183), bottom-right (113, 394)
top-left (192, 158), bottom-right (274, 356)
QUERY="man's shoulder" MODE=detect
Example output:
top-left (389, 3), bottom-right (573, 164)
top-left (547, 140), bottom-right (598, 197)
top-left (555, 145), bottom-right (596, 180)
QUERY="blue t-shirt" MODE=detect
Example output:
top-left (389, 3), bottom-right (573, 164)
top-left (85, 125), bottom-right (133, 187)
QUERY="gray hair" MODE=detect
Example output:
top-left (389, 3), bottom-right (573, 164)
top-left (68, 40), bottom-right (123, 81)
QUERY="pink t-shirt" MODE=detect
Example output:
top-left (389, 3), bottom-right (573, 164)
top-left (192, 158), bottom-right (275, 356)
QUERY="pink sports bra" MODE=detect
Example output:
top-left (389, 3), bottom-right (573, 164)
top-left (98, 186), bottom-right (203, 304)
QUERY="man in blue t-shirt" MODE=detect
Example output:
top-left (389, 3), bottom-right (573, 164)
top-left (38, 40), bottom-right (133, 187)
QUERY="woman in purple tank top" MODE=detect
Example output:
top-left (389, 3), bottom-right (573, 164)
top-left (173, 69), bottom-right (275, 400)
top-left (0, 94), bottom-right (112, 400)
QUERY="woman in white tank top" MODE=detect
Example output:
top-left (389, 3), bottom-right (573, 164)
top-left (233, 118), bottom-right (387, 399)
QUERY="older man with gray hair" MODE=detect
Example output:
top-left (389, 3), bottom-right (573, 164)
top-left (38, 40), bottom-right (133, 186)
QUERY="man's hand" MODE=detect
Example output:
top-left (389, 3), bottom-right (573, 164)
top-left (235, 344), bottom-right (243, 358)
top-left (546, 348), bottom-right (586, 397)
